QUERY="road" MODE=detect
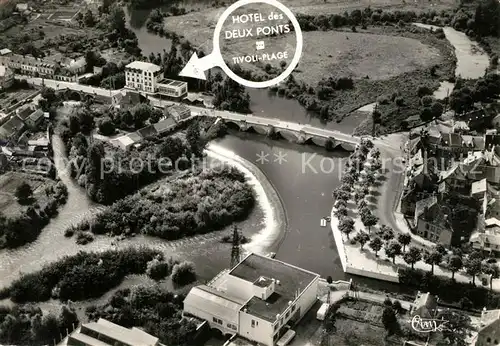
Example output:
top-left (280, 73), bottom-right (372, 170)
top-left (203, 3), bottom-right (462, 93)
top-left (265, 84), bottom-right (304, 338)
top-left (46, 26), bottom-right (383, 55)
top-left (19, 76), bottom-right (360, 145)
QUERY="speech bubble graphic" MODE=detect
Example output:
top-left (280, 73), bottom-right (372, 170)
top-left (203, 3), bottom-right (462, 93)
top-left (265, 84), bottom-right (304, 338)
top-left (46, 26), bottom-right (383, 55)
top-left (179, 0), bottom-right (303, 88)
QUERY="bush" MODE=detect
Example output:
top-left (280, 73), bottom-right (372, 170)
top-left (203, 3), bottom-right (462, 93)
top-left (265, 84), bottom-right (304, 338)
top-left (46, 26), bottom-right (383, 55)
top-left (7, 248), bottom-right (161, 302)
top-left (384, 297), bottom-right (393, 306)
top-left (394, 96), bottom-right (404, 106)
top-left (171, 261), bottom-right (196, 286)
top-left (146, 257), bottom-right (177, 281)
top-left (377, 95), bottom-right (390, 105)
top-left (421, 95), bottom-right (433, 107)
top-left (417, 85), bottom-right (433, 98)
top-left (76, 231), bottom-right (94, 245)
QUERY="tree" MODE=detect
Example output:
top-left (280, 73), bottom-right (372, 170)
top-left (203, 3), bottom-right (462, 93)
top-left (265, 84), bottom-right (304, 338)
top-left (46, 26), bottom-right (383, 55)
top-left (448, 254), bottom-right (463, 280)
top-left (186, 120), bottom-right (205, 157)
top-left (465, 257), bottom-right (482, 285)
top-left (385, 241), bottom-right (402, 264)
top-left (372, 107), bottom-right (381, 136)
top-left (483, 263), bottom-right (499, 290)
top-left (110, 5), bottom-right (126, 33)
top-left (171, 261), bottom-right (196, 286)
top-left (97, 116), bottom-right (115, 136)
top-left (380, 225), bottom-right (394, 242)
top-left (338, 216), bottom-right (355, 240)
top-left (423, 249), bottom-right (443, 275)
top-left (84, 9), bottom-right (95, 26)
top-left (430, 102), bottom-right (444, 118)
top-left (361, 209), bottom-right (378, 232)
top-left (403, 246), bottom-right (422, 269)
top-left (334, 206), bottom-right (348, 218)
top-left (420, 107), bottom-right (434, 122)
top-left (369, 237), bottom-right (383, 257)
top-left (397, 233), bottom-right (411, 252)
top-left (382, 306), bottom-right (399, 336)
top-left (327, 276), bottom-right (333, 284)
top-left (160, 136), bottom-right (186, 166)
top-left (15, 182), bottom-right (33, 204)
top-left (435, 310), bottom-right (471, 346)
top-left (354, 231), bottom-right (370, 250)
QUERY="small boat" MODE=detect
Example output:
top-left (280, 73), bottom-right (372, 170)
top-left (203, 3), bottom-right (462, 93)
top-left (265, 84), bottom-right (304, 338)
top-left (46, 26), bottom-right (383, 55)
top-left (320, 218), bottom-right (327, 227)
top-left (325, 216), bottom-right (331, 222)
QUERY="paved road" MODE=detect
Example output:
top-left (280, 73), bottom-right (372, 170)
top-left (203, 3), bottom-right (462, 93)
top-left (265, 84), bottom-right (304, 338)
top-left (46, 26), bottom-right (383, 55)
top-left (20, 76), bottom-right (360, 145)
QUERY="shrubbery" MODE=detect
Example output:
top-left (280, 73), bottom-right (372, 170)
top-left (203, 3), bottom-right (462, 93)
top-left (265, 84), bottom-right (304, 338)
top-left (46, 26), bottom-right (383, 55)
top-left (73, 165), bottom-right (255, 241)
top-left (146, 257), bottom-right (178, 281)
top-left (399, 268), bottom-right (500, 309)
top-left (171, 261), bottom-right (196, 286)
top-left (87, 286), bottom-right (196, 345)
top-left (0, 304), bottom-right (78, 346)
top-left (5, 247), bottom-right (161, 303)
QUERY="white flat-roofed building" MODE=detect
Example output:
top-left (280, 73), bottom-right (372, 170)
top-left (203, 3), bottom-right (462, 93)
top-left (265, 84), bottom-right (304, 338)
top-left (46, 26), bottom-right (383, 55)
top-left (157, 79), bottom-right (188, 98)
top-left (183, 253), bottom-right (320, 346)
top-left (125, 61), bottom-right (162, 93)
top-left (125, 60), bottom-right (188, 98)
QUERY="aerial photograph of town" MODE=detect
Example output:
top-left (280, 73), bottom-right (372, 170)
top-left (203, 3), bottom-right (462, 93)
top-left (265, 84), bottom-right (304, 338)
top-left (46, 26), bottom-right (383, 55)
top-left (1, 0), bottom-right (500, 344)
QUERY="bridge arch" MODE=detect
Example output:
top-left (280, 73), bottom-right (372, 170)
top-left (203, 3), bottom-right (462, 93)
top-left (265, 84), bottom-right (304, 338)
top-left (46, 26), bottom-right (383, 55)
top-left (277, 128), bottom-right (301, 142)
top-left (224, 120), bottom-right (241, 131)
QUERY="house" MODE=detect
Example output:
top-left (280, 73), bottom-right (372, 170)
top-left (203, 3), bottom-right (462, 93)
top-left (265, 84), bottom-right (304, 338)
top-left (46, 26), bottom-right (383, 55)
top-left (471, 308), bottom-right (500, 346)
top-left (25, 109), bottom-right (44, 129)
top-left (414, 196), bottom-right (453, 245)
top-left (472, 179), bottom-right (488, 200)
top-left (439, 163), bottom-right (469, 192)
top-left (166, 104), bottom-right (191, 122)
top-left (183, 253), bottom-right (320, 346)
top-left (0, 65), bottom-right (14, 89)
top-left (410, 292), bottom-right (438, 318)
top-left (64, 318), bottom-right (160, 346)
top-left (0, 115), bottom-right (25, 140)
top-left (112, 90), bottom-right (148, 109)
top-left (470, 218), bottom-right (500, 255)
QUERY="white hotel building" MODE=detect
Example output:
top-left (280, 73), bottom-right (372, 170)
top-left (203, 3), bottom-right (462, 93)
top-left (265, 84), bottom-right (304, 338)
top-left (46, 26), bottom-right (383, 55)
top-left (125, 61), bottom-right (188, 99)
top-left (183, 253), bottom-right (320, 346)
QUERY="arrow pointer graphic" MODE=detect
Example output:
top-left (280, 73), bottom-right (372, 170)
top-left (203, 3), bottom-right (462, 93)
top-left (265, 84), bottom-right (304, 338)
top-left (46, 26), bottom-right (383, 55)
top-left (179, 52), bottom-right (220, 80)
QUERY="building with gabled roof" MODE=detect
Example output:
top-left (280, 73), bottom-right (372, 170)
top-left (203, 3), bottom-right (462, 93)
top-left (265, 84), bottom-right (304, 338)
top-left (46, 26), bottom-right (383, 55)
top-left (471, 308), bottom-right (500, 346)
top-left (410, 292), bottom-right (438, 318)
top-left (414, 196), bottom-right (453, 245)
top-left (183, 253), bottom-right (320, 346)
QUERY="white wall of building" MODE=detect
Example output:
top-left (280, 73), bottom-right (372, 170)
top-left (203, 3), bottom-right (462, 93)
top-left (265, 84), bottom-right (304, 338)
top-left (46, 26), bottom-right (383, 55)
top-left (295, 276), bottom-right (319, 320)
top-left (184, 301), bottom-right (239, 335)
top-left (239, 310), bottom-right (274, 346)
top-left (125, 68), bottom-right (161, 93)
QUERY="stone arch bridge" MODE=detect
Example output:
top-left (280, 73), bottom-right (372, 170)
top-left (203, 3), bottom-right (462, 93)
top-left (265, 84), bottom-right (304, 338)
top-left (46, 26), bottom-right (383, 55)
top-left (212, 113), bottom-right (360, 151)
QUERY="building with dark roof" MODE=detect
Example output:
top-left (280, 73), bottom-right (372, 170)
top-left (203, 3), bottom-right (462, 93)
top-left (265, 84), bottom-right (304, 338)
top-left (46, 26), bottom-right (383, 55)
top-left (414, 196), bottom-right (453, 245)
top-left (183, 253), bottom-right (320, 346)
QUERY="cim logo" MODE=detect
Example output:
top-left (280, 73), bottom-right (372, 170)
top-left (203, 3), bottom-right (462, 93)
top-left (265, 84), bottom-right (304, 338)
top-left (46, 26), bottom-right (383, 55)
top-left (411, 315), bottom-right (449, 333)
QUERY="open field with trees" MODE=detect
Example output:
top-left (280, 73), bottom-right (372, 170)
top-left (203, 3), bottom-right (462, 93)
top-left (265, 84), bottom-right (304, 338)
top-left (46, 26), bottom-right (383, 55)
top-left (0, 173), bottom-right (68, 249)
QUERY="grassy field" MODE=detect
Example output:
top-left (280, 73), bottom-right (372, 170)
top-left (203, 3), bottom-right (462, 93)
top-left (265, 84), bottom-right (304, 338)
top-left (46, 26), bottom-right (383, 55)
top-left (168, 11), bottom-right (445, 85)
top-left (0, 172), bottom-right (51, 217)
